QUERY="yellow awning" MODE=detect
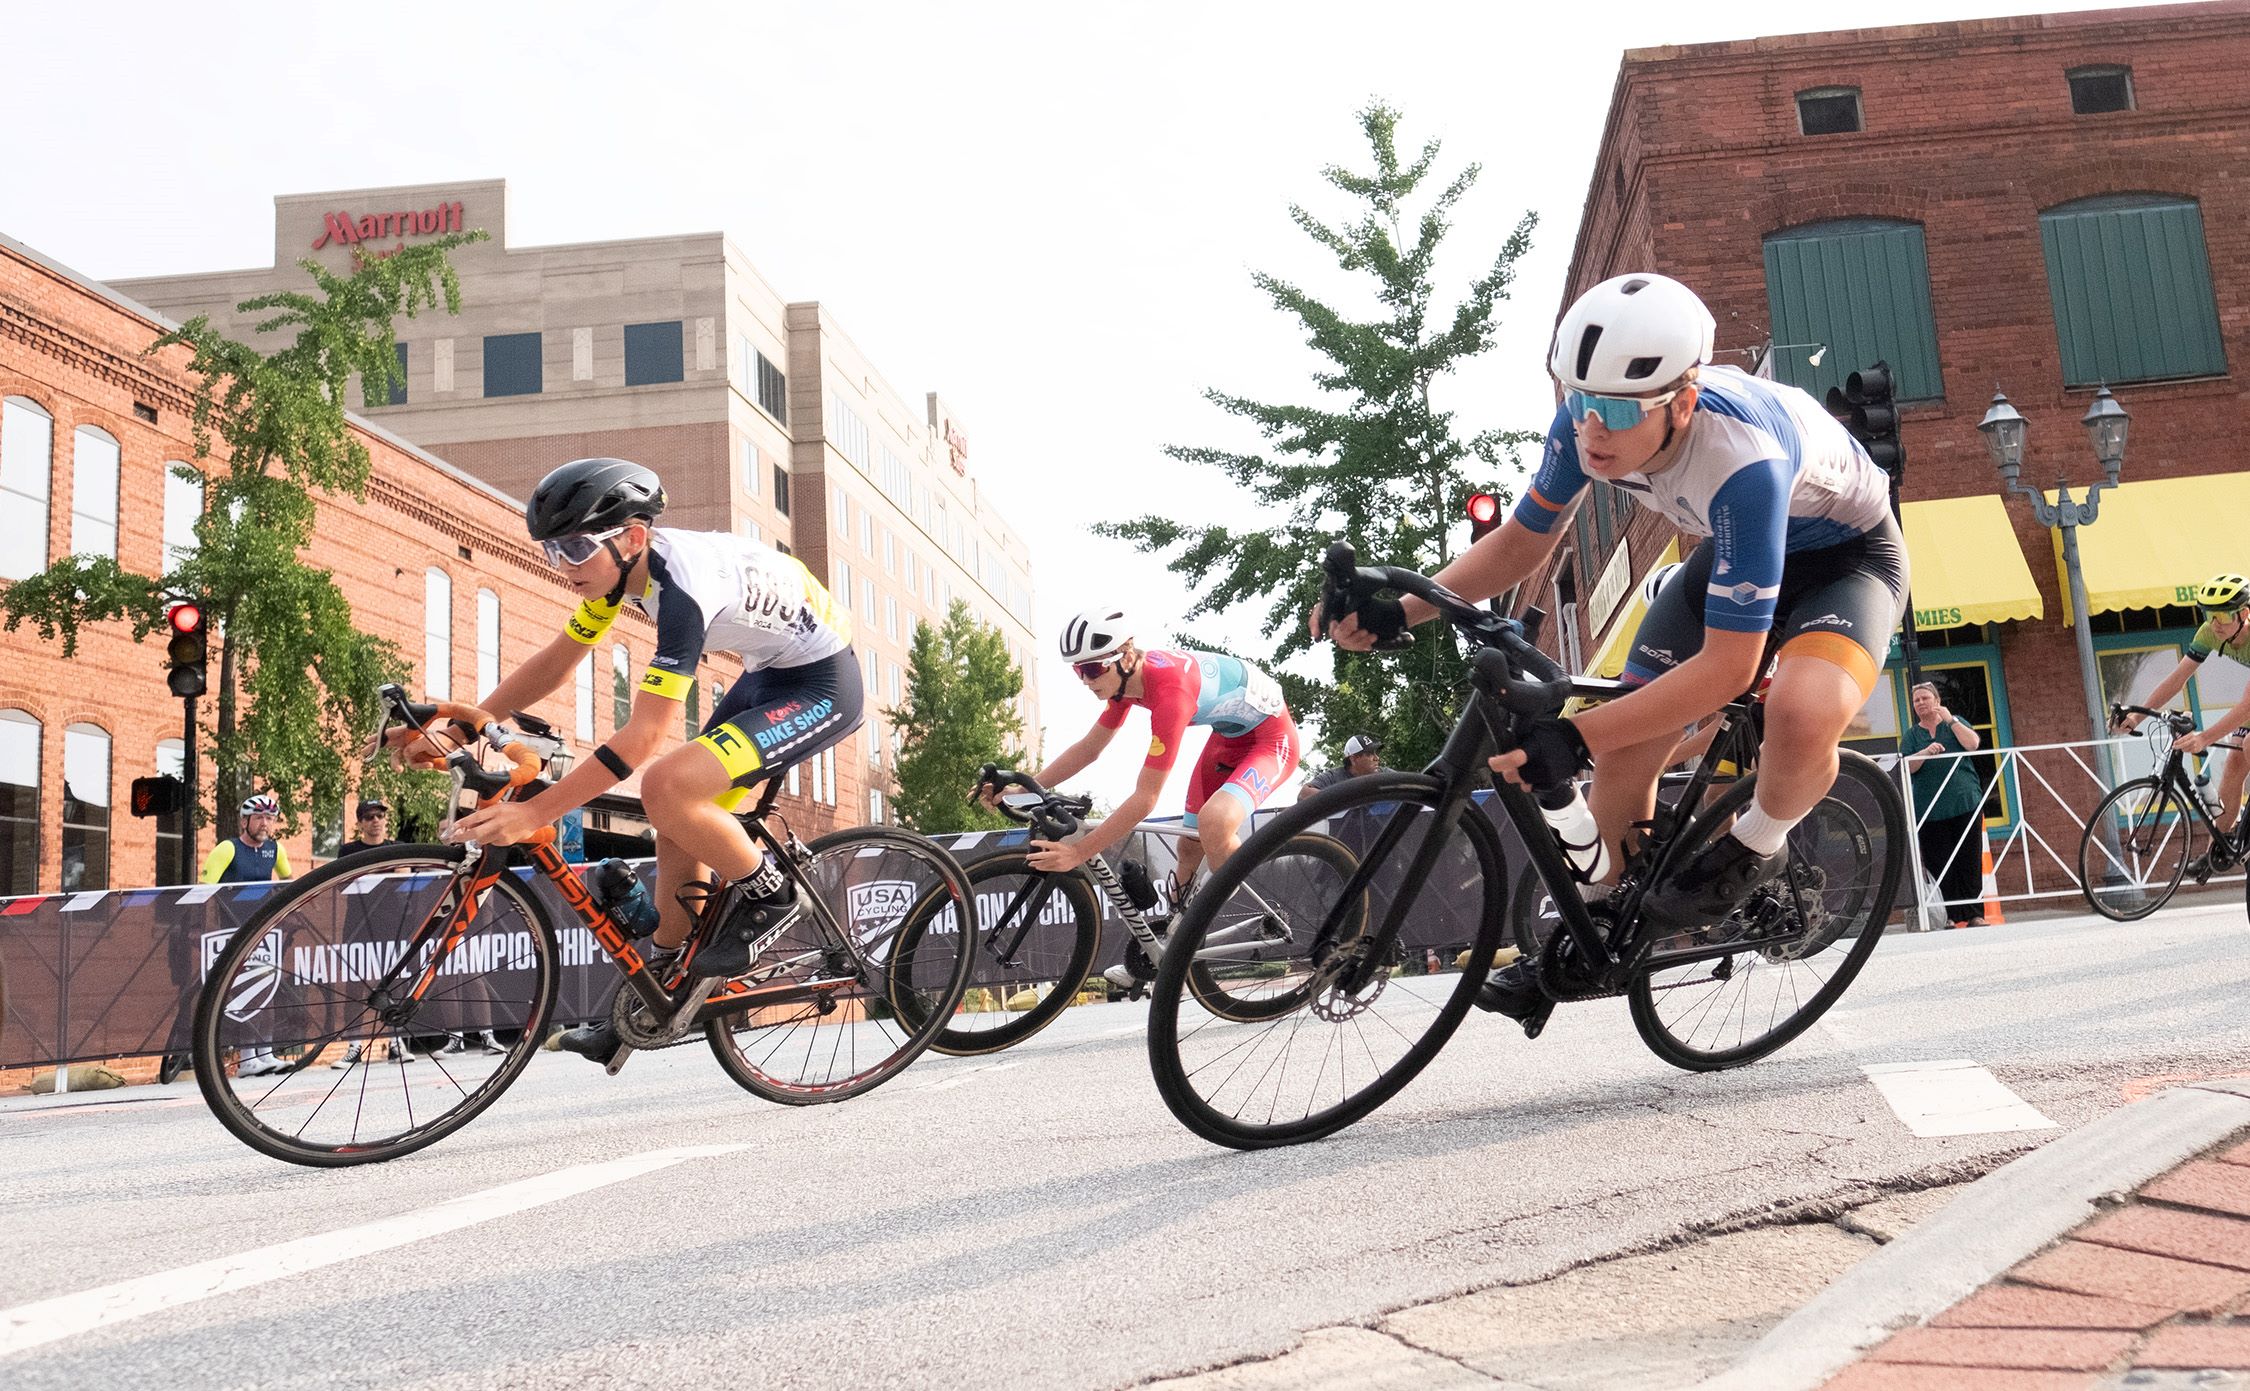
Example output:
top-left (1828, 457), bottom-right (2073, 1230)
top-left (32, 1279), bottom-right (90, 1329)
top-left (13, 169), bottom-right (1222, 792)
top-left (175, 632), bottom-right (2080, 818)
top-left (2045, 471), bottom-right (2250, 623)
top-left (1587, 539), bottom-right (1681, 678)
top-left (1899, 494), bottom-right (2045, 632)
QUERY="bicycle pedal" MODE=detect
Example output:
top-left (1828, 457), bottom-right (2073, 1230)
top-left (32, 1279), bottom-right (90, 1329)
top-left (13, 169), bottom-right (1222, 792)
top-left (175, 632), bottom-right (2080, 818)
top-left (604, 1042), bottom-right (636, 1076)
top-left (1520, 1001), bottom-right (1554, 1041)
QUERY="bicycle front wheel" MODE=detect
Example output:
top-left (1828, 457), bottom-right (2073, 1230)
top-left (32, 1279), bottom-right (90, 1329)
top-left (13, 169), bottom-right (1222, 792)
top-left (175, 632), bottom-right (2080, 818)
top-left (2080, 776), bottom-right (2194, 921)
top-left (192, 845), bottom-right (560, 1167)
top-left (1629, 749), bottom-right (1903, 1071)
top-left (902, 850), bottom-right (1101, 1056)
top-left (706, 825), bottom-right (976, 1103)
top-left (1148, 772), bottom-right (1508, 1150)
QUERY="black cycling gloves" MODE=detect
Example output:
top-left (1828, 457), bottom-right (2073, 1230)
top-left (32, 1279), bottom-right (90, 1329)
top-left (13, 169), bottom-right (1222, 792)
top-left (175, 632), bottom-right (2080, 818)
top-left (1512, 716), bottom-right (1592, 790)
top-left (1342, 595), bottom-right (1407, 643)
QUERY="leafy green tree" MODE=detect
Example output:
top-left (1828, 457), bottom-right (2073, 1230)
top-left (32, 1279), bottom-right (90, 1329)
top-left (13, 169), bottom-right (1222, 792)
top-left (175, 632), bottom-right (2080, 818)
top-left (1, 234), bottom-right (487, 841)
top-left (888, 601), bottom-right (1028, 834)
top-left (1097, 102), bottom-right (1540, 773)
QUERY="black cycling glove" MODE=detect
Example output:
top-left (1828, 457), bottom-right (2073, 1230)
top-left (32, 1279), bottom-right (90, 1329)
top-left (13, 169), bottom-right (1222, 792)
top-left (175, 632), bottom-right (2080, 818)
top-left (1513, 716), bottom-right (1592, 790)
top-left (1340, 595), bottom-right (1407, 644)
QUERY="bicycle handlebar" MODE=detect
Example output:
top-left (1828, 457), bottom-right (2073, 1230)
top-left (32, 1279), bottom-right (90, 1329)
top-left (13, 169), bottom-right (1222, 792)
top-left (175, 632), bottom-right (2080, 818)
top-left (1318, 542), bottom-right (1575, 718)
top-left (375, 684), bottom-right (544, 796)
top-left (976, 764), bottom-right (1094, 835)
top-left (2110, 702), bottom-right (2196, 735)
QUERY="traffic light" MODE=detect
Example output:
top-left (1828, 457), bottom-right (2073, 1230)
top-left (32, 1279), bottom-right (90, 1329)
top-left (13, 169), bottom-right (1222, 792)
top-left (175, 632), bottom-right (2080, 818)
top-left (165, 600), bottom-right (207, 698)
top-left (1467, 491), bottom-right (1502, 543)
top-left (1825, 361), bottom-right (1903, 477)
top-left (129, 775), bottom-right (184, 818)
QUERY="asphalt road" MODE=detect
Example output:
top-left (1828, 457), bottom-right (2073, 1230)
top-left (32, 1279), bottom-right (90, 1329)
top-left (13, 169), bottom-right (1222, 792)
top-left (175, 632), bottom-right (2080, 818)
top-left (4, 898), bottom-right (2245, 1390)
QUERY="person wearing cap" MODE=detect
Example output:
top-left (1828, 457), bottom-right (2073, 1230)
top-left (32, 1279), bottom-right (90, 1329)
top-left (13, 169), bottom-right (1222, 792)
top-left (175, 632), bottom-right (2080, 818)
top-left (198, 793), bottom-right (294, 1076)
top-left (338, 800), bottom-right (392, 860)
top-left (1300, 734), bottom-right (1384, 798)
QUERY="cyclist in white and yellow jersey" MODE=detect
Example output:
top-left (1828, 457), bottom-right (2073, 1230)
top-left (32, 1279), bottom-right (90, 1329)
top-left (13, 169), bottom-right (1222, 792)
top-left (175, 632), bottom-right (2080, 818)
top-left (446, 459), bottom-right (861, 1060)
top-left (2117, 573), bottom-right (2250, 875)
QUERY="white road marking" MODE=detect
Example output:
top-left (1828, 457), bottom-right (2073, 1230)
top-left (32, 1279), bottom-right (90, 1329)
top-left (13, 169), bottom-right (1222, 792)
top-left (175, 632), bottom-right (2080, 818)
top-left (0, 1143), bottom-right (747, 1359)
top-left (920, 1060), bottom-right (1025, 1092)
top-left (1862, 1059), bottom-right (2057, 1138)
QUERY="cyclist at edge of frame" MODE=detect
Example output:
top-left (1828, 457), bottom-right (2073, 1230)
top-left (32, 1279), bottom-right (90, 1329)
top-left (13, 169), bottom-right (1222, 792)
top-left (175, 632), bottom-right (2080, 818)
top-left (985, 608), bottom-right (1302, 991)
top-left (2116, 572), bottom-right (2250, 877)
top-left (431, 457), bottom-right (864, 1064)
top-left (1313, 271), bottom-right (1909, 1025)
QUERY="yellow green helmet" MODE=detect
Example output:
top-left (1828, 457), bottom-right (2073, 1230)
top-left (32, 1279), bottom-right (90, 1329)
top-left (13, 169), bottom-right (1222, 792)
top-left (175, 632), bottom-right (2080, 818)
top-left (2197, 574), bottom-right (2249, 613)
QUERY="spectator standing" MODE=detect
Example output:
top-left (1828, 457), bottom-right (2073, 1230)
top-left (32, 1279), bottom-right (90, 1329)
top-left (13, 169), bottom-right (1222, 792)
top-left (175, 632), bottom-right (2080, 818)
top-left (330, 799), bottom-right (417, 1067)
top-left (1901, 681), bottom-right (1987, 928)
top-left (1300, 734), bottom-right (1384, 798)
top-left (194, 793), bottom-right (294, 1075)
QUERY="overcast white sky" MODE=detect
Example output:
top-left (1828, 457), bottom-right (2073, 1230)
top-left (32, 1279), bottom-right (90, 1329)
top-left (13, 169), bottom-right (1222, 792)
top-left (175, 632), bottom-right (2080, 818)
top-left (0, 0), bottom-right (2174, 808)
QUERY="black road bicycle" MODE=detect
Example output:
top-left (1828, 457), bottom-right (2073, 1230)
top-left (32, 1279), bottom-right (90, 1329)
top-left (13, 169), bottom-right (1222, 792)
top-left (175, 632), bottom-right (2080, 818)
top-left (2079, 702), bottom-right (2247, 921)
top-left (1145, 544), bottom-right (1908, 1150)
top-left (191, 685), bottom-right (976, 1167)
top-left (889, 766), bottom-right (1361, 1055)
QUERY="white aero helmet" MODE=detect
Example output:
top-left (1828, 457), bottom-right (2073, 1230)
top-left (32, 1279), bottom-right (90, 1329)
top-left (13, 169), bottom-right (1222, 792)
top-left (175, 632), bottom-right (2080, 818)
top-left (1059, 607), bottom-right (1135, 663)
top-left (1638, 560), bottom-right (1687, 609)
top-left (1550, 273), bottom-right (1716, 394)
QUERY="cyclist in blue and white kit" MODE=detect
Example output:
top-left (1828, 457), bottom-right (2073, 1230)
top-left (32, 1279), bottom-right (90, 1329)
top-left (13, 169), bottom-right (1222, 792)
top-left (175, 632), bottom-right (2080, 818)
top-left (1322, 273), bottom-right (1908, 1022)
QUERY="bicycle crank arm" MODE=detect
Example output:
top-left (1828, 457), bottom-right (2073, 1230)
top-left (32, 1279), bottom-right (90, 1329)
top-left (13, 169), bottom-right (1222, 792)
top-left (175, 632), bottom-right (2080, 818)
top-left (664, 976), bottom-right (721, 1032)
top-left (604, 1042), bottom-right (636, 1076)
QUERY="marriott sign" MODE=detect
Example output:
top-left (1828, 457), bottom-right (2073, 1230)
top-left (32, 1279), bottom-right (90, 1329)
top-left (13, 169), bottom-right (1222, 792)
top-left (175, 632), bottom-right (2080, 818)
top-left (311, 201), bottom-right (466, 251)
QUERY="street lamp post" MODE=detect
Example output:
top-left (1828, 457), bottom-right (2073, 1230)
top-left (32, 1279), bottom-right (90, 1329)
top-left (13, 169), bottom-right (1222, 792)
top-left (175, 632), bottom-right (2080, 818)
top-left (1978, 385), bottom-right (2131, 779)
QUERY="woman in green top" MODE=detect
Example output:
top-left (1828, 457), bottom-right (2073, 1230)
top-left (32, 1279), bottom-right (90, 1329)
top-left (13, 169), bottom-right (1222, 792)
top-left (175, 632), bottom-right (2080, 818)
top-left (1902, 680), bottom-right (1987, 927)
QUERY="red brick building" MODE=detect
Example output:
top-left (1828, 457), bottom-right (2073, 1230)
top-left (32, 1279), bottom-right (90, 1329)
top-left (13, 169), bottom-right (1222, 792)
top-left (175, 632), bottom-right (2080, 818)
top-left (1533, 1), bottom-right (2250, 880)
top-left (0, 233), bottom-right (863, 896)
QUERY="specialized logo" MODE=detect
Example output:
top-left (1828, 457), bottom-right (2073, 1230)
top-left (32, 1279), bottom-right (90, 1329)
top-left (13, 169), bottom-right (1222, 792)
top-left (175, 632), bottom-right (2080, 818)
top-left (202, 927), bottom-right (285, 1022)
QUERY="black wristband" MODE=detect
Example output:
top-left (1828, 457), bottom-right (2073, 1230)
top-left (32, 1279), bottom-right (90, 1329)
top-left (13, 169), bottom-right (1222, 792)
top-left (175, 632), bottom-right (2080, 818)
top-left (593, 743), bottom-right (633, 779)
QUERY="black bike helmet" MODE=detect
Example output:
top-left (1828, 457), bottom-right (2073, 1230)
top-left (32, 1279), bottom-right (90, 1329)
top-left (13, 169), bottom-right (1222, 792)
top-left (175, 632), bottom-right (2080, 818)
top-left (526, 458), bottom-right (666, 541)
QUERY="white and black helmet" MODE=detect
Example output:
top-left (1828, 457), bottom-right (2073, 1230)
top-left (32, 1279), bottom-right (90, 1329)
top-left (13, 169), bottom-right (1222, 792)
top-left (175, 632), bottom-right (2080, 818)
top-left (1639, 560), bottom-right (1687, 609)
top-left (1549, 273), bottom-right (1716, 394)
top-left (1059, 607), bottom-right (1135, 663)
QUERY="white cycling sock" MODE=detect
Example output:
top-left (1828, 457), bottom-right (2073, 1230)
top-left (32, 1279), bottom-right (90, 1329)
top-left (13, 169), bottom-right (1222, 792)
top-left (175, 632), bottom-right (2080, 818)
top-left (738, 859), bottom-right (788, 901)
top-left (1729, 802), bottom-right (1802, 856)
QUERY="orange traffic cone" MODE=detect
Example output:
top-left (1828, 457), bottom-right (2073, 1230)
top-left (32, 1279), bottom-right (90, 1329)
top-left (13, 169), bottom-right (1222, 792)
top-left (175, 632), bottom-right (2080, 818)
top-left (1979, 838), bottom-right (2004, 924)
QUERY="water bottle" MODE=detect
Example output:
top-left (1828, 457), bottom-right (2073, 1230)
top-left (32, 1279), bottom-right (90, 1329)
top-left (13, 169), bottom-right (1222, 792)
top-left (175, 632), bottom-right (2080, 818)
top-left (588, 858), bottom-right (660, 938)
top-left (1536, 783), bottom-right (1610, 884)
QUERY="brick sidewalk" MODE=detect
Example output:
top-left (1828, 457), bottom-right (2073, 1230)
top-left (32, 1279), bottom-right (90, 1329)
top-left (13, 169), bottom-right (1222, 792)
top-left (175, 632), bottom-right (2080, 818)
top-left (1820, 1128), bottom-right (2250, 1389)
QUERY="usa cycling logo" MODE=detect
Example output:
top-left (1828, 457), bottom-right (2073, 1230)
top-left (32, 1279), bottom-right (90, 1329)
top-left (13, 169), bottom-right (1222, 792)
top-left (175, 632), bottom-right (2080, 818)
top-left (847, 880), bottom-right (916, 953)
top-left (201, 927), bottom-right (285, 1022)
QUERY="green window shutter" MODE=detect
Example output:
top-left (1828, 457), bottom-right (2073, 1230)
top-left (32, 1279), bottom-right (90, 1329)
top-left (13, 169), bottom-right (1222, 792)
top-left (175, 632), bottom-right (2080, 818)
top-left (1763, 220), bottom-right (1943, 402)
top-left (2040, 195), bottom-right (2226, 387)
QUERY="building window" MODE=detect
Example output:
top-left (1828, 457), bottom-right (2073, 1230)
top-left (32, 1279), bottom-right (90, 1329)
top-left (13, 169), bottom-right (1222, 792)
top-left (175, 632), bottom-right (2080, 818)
top-left (742, 438), bottom-right (759, 500)
top-left (1763, 218), bottom-right (1944, 402)
top-left (387, 341), bottom-right (409, 405)
top-left (1795, 87), bottom-right (1862, 136)
top-left (827, 397), bottom-right (870, 468)
top-left (2068, 65), bottom-right (2133, 114)
top-left (71, 425), bottom-right (120, 560)
top-left (823, 748), bottom-right (837, 806)
top-left (863, 578), bottom-right (876, 621)
top-left (836, 559), bottom-right (854, 605)
top-left (786, 762), bottom-right (801, 798)
top-left (882, 528), bottom-right (896, 575)
top-left (61, 722), bottom-right (111, 892)
top-left (757, 352), bottom-right (789, 424)
top-left (834, 485), bottom-right (849, 539)
top-left (869, 788), bottom-right (884, 825)
top-left (624, 321), bottom-right (685, 386)
top-left (808, 746), bottom-right (825, 804)
top-left (424, 567), bottom-right (452, 699)
top-left (866, 648), bottom-right (879, 693)
top-left (869, 718), bottom-right (883, 766)
top-left (576, 650), bottom-right (595, 741)
top-left (613, 644), bottom-right (632, 730)
top-left (483, 332), bottom-right (543, 398)
top-left (2, 397), bottom-right (53, 580)
top-left (162, 464), bottom-right (202, 574)
top-left (155, 738), bottom-right (186, 884)
top-left (2040, 195), bottom-right (2226, 387)
top-left (773, 464), bottom-right (790, 518)
top-left (0, 709), bottom-right (40, 895)
top-left (886, 594), bottom-right (899, 640)
top-left (475, 588), bottom-right (501, 699)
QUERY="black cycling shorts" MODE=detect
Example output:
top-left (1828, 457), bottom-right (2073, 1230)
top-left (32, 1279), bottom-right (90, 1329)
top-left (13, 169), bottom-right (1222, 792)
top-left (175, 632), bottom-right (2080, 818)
top-left (691, 647), bottom-right (865, 792)
top-left (1623, 512), bottom-right (1908, 699)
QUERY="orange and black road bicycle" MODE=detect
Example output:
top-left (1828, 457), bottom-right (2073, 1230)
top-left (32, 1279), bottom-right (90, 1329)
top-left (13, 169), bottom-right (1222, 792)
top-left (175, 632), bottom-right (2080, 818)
top-left (191, 684), bottom-right (976, 1167)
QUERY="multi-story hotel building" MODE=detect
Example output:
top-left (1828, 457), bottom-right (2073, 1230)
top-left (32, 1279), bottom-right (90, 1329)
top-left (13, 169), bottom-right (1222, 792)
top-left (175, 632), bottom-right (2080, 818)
top-left (116, 180), bottom-right (1042, 827)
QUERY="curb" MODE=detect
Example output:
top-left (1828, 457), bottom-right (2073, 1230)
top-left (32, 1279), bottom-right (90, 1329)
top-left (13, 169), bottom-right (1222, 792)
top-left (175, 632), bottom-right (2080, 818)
top-left (1698, 1077), bottom-right (2250, 1391)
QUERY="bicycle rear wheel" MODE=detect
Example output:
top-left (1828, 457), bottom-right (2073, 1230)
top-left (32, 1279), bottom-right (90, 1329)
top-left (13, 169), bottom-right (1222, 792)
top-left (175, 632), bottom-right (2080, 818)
top-left (192, 845), bottom-right (559, 1167)
top-left (1148, 772), bottom-right (1507, 1150)
top-left (706, 825), bottom-right (975, 1103)
top-left (1184, 832), bottom-right (1359, 1023)
top-left (2079, 776), bottom-right (2194, 922)
top-left (900, 850), bottom-right (1101, 1056)
top-left (1629, 750), bottom-right (1903, 1071)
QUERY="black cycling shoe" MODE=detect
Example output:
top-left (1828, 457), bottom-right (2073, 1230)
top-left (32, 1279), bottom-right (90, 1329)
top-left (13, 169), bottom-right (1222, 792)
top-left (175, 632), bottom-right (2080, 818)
top-left (1650, 833), bottom-right (1787, 929)
top-left (1474, 960), bottom-right (1556, 1039)
top-left (688, 882), bottom-right (808, 979)
top-left (557, 1021), bottom-right (622, 1066)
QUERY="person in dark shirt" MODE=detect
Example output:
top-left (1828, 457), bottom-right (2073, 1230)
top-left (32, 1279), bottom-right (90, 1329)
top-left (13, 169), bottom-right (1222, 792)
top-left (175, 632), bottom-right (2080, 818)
top-left (338, 800), bottom-right (390, 859)
top-left (1299, 734), bottom-right (1383, 798)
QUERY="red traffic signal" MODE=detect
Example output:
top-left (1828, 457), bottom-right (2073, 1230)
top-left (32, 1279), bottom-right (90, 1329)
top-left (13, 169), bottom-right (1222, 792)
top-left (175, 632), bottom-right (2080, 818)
top-left (168, 601), bottom-right (203, 636)
top-left (1467, 491), bottom-right (1501, 542)
top-left (130, 774), bottom-right (184, 818)
top-left (164, 599), bottom-right (208, 697)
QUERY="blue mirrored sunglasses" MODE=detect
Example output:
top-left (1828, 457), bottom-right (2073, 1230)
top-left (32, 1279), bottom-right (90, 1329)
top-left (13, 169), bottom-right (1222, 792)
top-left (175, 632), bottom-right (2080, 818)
top-left (1563, 387), bottom-right (1679, 431)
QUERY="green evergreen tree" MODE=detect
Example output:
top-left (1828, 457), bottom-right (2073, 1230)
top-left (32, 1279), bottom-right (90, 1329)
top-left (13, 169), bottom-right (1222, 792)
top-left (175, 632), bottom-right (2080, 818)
top-left (1097, 102), bottom-right (1540, 773)
top-left (888, 601), bottom-right (1028, 834)
top-left (1, 234), bottom-right (487, 841)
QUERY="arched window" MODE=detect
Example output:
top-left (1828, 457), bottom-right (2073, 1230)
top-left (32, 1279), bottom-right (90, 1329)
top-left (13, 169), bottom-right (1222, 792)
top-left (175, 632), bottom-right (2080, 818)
top-left (1, 397), bottom-right (53, 582)
top-left (2040, 194), bottom-right (2226, 386)
top-left (575, 651), bottom-right (595, 742)
top-left (612, 644), bottom-right (632, 731)
top-left (0, 709), bottom-right (41, 895)
top-left (475, 588), bottom-right (501, 699)
top-left (162, 463), bottom-right (203, 574)
top-left (61, 723), bottom-right (111, 892)
top-left (423, 568), bottom-right (452, 699)
top-left (155, 739), bottom-right (187, 884)
top-left (71, 426), bottom-right (120, 561)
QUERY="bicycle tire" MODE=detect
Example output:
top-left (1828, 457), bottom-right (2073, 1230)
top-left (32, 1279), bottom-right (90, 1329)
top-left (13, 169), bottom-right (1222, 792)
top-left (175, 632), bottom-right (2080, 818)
top-left (2079, 776), bottom-right (2194, 922)
top-left (1148, 772), bottom-right (1509, 1150)
top-left (1628, 749), bottom-right (1903, 1071)
top-left (1184, 832), bottom-right (1360, 1023)
top-left (905, 849), bottom-right (1102, 1056)
top-left (192, 844), bottom-right (560, 1167)
top-left (706, 824), bottom-right (976, 1103)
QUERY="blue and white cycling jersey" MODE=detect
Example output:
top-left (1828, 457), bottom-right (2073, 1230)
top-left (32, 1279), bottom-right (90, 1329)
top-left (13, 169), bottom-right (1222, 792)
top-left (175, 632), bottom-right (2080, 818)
top-left (1513, 365), bottom-right (1892, 634)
